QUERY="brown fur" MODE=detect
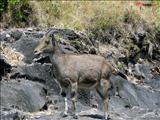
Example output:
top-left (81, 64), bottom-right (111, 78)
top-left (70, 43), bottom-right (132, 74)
top-left (34, 35), bottom-right (119, 120)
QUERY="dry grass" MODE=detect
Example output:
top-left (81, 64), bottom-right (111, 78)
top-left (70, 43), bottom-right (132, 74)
top-left (1, 45), bottom-right (24, 66)
top-left (29, 1), bottom-right (160, 30)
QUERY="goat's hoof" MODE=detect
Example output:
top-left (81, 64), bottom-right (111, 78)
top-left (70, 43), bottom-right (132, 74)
top-left (60, 112), bottom-right (68, 117)
top-left (104, 115), bottom-right (111, 120)
top-left (104, 118), bottom-right (111, 120)
top-left (73, 114), bottom-right (78, 119)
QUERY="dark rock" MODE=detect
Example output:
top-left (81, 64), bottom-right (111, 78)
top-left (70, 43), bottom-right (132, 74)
top-left (128, 24), bottom-right (147, 48)
top-left (1, 79), bottom-right (47, 112)
top-left (89, 47), bottom-right (97, 54)
top-left (103, 27), bottom-right (121, 44)
top-left (0, 31), bottom-right (11, 41)
top-left (149, 75), bottom-right (160, 90)
top-left (46, 28), bottom-right (80, 40)
top-left (32, 32), bottom-right (44, 38)
top-left (10, 72), bottom-right (46, 84)
top-left (10, 30), bottom-right (23, 40)
top-left (10, 63), bottom-right (60, 95)
top-left (0, 58), bottom-right (11, 78)
top-left (61, 44), bottom-right (78, 53)
top-left (152, 43), bottom-right (160, 60)
top-left (136, 26), bottom-right (146, 48)
top-left (11, 63), bottom-right (51, 81)
top-left (1, 107), bottom-right (26, 120)
top-left (34, 56), bottom-right (51, 64)
top-left (134, 63), bottom-right (152, 82)
top-left (110, 76), bottom-right (160, 109)
top-left (24, 31), bottom-right (45, 38)
top-left (155, 30), bottom-right (160, 42)
top-left (12, 36), bottom-right (39, 63)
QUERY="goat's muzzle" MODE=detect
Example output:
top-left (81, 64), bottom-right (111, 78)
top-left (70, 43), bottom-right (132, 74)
top-left (34, 50), bottom-right (41, 55)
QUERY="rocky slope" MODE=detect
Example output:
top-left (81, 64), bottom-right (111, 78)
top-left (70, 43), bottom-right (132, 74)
top-left (0, 26), bottom-right (160, 120)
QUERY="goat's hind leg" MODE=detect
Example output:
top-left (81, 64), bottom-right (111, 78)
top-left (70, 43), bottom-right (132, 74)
top-left (70, 82), bottom-right (78, 119)
top-left (96, 79), bottom-right (110, 120)
top-left (60, 87), bottom-right (68, 117)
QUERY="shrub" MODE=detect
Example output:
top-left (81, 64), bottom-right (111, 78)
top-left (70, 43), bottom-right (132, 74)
top-left (1, 0), bottom-right (37, 27)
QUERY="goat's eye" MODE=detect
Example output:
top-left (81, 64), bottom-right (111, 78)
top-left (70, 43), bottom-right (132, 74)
top-left (45, 40), bottom-right (49, 44)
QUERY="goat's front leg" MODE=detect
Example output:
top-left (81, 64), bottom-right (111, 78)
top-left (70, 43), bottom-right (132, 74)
top-left (71, 82), bottom-right (78, 119)
top-left (60, 88), bottom-right (68, 117)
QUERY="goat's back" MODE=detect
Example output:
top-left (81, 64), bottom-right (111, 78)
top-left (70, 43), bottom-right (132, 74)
top-left (54, 54), bottom-right (113, 81)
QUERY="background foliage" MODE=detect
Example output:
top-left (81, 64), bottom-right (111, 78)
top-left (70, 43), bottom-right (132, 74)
top-left (0, 0), bottom-right (159, 31)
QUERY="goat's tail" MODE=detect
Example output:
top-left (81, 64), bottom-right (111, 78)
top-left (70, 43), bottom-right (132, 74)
top-left (112, 68), bottom-right (128, 80)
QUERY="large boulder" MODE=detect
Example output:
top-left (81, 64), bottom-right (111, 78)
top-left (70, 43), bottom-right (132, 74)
top-left (1, 79), bottom-right (47, 112)
top-left (10, 63), bottom-right (60, 95)
top-left (12, 36), bottom-right (39, 63)
top-left (110, 76), bottom-right (160, 109)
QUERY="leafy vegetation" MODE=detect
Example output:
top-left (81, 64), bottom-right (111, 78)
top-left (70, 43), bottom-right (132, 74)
top-left (0, 0), bottom-right (8, 15)
top-left (0, 0), bottom-right (36, 27)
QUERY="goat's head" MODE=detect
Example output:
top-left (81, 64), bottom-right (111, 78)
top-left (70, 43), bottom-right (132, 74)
top-left (34, 34), bottom-right (57, 55)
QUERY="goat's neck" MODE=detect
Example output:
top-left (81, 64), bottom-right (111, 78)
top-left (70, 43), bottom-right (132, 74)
top-left (54, 46), bottom-right (63, 55)
top-left (49, 46), bottom-right (63, 65)
top-left (48, 53), bottom-right (53, 61)
top-left (49, 49), bottom-right (63, 79)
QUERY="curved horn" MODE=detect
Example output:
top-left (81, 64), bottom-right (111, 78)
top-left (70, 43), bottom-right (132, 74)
top-left (51, 34), bottom-right (59, 47)
top-left (51, 34), bottom-right (55, 46)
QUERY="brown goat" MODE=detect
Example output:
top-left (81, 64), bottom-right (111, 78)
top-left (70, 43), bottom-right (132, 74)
top-left (34, 34), bottom-right (127, 120)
